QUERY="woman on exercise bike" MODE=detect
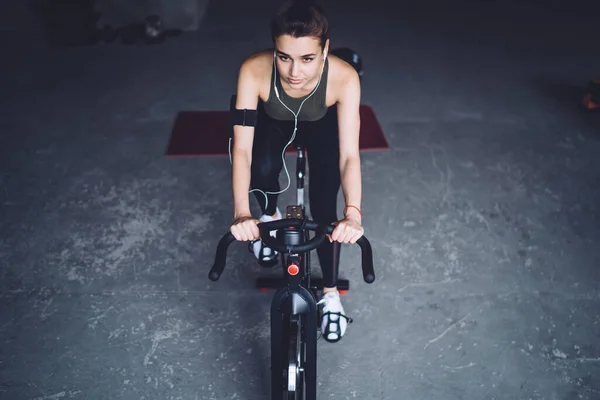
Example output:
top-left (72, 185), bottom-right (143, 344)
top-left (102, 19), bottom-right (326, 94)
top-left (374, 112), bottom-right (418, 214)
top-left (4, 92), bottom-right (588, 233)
top-left (229, 0), bottom-right (363, 343)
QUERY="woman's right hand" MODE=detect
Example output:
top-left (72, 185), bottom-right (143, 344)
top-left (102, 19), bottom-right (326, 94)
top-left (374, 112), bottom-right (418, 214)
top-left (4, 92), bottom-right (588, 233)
top-left (230, 215), bottom-right (260, 241)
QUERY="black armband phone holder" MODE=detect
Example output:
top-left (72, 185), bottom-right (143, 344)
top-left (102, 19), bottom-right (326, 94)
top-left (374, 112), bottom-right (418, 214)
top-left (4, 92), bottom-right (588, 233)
top-left (229, 95), bottom-right (257, 128)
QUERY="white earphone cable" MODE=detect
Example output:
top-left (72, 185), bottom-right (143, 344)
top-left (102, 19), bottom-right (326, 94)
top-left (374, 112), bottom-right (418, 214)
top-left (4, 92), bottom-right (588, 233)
top-left (232, 50), bottom-right (326, 214)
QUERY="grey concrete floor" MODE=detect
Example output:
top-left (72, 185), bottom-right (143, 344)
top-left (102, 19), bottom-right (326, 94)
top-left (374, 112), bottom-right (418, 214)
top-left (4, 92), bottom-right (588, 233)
top-left (1, 0), bottom-right (600, 399)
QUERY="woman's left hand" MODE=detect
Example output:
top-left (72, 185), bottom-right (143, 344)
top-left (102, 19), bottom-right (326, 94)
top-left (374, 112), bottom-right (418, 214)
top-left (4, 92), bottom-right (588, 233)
top-left (330, 216), bottom-right (364, 244)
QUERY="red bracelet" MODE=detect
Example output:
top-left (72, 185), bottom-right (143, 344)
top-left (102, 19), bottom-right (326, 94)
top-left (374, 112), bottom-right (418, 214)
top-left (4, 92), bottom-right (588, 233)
top-left (343, 205), bottom-right (362, 219)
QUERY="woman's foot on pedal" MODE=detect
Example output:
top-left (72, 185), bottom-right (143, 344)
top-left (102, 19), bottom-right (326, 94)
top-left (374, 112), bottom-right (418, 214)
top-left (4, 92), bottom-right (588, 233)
top-left (318, 290), bottom-right (352, 343)
top-left (249, 208), bottom-right (281, 267)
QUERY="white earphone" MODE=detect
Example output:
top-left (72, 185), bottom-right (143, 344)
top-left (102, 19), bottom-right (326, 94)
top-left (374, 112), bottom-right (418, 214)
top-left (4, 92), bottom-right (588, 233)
top-left (247, 48), bottom-right (326, 212)
top-left (229, 49), bottom-right (327, 213)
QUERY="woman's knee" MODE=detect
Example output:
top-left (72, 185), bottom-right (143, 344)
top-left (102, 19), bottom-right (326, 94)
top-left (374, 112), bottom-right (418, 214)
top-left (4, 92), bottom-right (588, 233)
top-left (251, 155), bottom-right (278, 178)
top-left (309, 192), bottom-right (339, 223)
top-left (250, 157), bottom-right (281, 189)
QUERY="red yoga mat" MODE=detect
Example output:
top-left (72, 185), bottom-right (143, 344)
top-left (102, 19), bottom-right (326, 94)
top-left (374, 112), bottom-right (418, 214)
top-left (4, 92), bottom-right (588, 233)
top-left (165, 104), bottom-right (388, 156)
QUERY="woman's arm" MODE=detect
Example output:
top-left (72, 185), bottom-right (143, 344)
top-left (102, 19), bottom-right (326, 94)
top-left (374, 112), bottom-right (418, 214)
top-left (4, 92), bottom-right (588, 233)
top-left (231, 60), bottom-right (260, 220)
top-left (336, 69), bottom-right (362, 223)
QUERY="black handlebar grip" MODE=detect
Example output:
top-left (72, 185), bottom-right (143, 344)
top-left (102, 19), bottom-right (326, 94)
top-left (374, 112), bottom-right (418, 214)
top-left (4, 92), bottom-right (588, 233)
top-left (208, 232), bottom-right (236, 281)
top-left (356, 236), bottom-right (375, 283)
top-left (325, 226), bottom-right (375, 283)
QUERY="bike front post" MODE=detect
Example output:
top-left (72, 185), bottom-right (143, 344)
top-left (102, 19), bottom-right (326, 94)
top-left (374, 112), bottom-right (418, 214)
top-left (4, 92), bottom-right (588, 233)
top-left (270, 284), bottom-right (318, 399)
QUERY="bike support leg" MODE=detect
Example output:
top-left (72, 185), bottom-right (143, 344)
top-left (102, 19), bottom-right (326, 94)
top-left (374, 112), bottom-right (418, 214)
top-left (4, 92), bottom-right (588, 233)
top-left (270, 286), bottom-right (318, 400)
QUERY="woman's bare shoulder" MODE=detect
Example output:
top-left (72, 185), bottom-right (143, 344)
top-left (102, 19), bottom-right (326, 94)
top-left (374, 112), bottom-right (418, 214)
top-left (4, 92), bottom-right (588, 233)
top-left (240, 49), bottom-right (273, 77)
top-left (327, 54), bottom-right (360, 96)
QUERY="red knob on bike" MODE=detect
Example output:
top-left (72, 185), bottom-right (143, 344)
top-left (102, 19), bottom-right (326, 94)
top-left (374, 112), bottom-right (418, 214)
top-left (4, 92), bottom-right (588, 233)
top-left (287, 263), bottom-right (299, 276)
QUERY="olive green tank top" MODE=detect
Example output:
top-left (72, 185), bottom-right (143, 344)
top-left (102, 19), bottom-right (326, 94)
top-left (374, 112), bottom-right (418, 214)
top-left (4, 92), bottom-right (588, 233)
top-left (263, 58), bottom-right (329, 122)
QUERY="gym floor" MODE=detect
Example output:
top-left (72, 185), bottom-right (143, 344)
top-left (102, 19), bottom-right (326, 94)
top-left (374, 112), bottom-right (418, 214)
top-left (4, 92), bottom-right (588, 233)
top-left (1, 0), bottom-right (600, 399)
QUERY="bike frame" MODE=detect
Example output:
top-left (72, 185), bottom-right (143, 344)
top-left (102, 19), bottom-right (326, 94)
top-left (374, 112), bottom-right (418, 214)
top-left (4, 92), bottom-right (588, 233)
top-left (270, 146), bottom-right (318, 399)
top-left (209, 144), bottom-right (375, 400)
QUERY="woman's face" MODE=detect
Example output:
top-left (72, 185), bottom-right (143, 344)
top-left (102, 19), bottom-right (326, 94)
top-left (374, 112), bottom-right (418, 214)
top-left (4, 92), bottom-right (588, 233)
top-left (274, 35), bottom-right (329, 90)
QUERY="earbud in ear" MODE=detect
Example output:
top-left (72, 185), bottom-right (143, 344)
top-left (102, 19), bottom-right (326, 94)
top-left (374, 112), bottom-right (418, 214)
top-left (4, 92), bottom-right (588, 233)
top-left (273, 50), bottom-right (280, 99)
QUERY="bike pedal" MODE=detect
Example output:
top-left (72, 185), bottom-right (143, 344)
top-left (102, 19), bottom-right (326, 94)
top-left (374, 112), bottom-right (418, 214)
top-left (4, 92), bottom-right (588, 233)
top-left (257, 258), bottom-right (278, 268)
top-left (248, 240), bottom-right (279, 268)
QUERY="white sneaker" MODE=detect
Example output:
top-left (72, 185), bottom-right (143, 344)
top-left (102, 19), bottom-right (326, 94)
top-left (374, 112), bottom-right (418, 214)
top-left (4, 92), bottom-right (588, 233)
top-left (250, 208), bottom-right (281, 267)
top-left (318, 290), bottom-right (353, 343)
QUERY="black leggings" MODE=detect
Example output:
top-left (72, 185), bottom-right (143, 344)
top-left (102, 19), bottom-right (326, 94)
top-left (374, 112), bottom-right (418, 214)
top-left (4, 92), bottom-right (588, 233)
top-left (250, 102), bottom-right (341, 288)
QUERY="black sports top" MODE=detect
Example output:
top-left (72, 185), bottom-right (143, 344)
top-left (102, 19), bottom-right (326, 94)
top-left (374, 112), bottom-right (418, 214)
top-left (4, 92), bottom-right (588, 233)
top-left (263, 57), bottom-right (329, 122)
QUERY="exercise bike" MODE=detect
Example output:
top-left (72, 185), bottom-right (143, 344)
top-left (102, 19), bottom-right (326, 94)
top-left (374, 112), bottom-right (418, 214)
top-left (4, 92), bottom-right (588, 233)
top-left (208, 146), bottom-right (376, 399)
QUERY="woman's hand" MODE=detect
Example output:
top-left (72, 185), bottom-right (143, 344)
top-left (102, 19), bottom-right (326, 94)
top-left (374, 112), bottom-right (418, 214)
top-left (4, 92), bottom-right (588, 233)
top-left (230, 215), bottom-right (260, 241)
top-left (330, 215), bottom-right (364, 244)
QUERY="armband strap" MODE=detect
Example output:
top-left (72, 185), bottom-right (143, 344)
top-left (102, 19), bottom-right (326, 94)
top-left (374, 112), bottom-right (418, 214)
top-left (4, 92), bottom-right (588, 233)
top-left (229, 95), bottom-right (257, 127)
top-left (230, 108), bottom-right (257, 127)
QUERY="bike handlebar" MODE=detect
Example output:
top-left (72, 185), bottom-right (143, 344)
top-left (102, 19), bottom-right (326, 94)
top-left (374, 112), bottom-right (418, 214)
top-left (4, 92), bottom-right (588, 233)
top-left (258, 219), bottom-right (327, 254)
top-left (208, 219), bottom-right (375, 284)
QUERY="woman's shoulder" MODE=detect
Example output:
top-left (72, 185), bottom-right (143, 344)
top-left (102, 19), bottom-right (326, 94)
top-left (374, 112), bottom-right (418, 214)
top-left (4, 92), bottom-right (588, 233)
top-left (236, 49), bottom-right (274, 101)
top-left (327, 54), bottom-right (360, 97)
top-left (239, 49), bottom-right (273, 78)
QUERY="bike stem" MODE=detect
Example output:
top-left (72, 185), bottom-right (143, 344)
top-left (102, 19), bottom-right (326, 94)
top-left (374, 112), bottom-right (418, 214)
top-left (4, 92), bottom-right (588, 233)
top-left (296, 146), bottom-right (305, 208)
